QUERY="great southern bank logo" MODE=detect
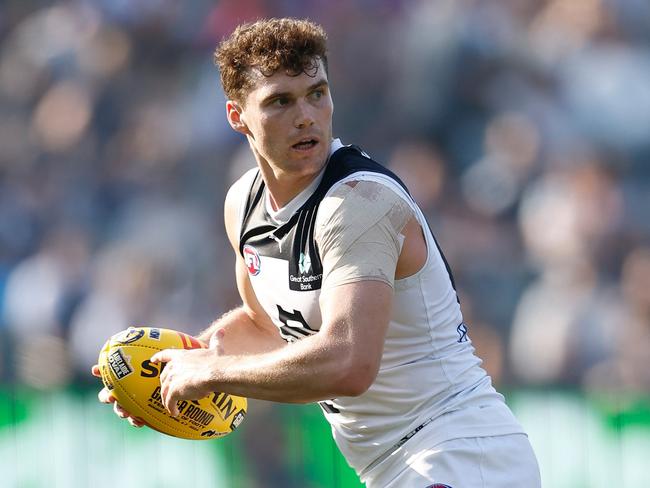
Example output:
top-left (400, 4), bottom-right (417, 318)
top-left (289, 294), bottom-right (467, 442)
top-left (290, 251), bottom-right (321, 291)
top-left (243, 245), bottom-right (261, 276)
top-left (298, 252), bottom-right (312, 274)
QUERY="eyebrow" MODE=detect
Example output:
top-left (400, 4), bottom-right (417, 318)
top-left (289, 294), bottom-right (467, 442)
top-left (260, 79), bottom-right (329, 105)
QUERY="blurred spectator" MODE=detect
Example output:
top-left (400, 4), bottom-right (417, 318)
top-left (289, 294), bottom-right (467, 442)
top-left (2, 2), bottom-right (650, 485)
top-left (387, 139), bottom-right (447, 212)
top-left (0, 0), bottom-right (649, 396)
top-left (3, 224), bottom-right (90, 387)
top-left (510, 156), bottom-right (624, 385)
top-left (584, 247), bottom-right (650, 392)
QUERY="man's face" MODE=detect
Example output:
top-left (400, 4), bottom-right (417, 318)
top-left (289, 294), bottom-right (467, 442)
top-left (230, 59), bottom-right (333, 179)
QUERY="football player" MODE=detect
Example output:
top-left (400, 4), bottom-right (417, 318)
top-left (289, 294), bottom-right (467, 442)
top-left (95, 18), bottom-right (540, 487)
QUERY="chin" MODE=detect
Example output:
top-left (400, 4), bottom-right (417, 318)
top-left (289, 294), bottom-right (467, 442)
top-left (289, 149), bottom-right (326, 170)
top-left (308, 151), bottom-right (329, 174)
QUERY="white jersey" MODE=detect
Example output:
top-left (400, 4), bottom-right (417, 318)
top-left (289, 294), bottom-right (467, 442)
top-left (235, 140), bottom-right (525, 475)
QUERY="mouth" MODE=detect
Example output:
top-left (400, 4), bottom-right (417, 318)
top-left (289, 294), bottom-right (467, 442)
top-left (291, 138), bottom-right (319, 152)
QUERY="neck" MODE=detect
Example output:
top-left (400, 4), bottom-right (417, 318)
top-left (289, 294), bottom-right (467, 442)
top-left (249, 140), bottom-right (330, 210)
top-left (259, 164), bottom-right (321, 210)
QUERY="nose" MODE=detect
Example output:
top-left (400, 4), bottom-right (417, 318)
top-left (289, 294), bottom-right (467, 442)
top-left (294, 99), bottom-right (315, 129)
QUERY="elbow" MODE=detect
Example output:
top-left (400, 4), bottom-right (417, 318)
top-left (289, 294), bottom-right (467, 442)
top-left (333, 359), bottom-right (378, 397)
top-left (339, 378), bottom-right (372, 398)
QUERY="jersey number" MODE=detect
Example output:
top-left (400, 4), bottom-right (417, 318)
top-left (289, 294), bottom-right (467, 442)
top-left (276, 305), bottom-right (317, 342)
top-left (319, 400), bottom-right (340, 414)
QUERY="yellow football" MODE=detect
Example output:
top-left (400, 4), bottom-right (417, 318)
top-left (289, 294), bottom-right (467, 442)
top-left (97, 326), bottom-right (247, 440)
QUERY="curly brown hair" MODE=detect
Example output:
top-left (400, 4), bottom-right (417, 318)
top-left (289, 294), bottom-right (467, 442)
top-left (214, 18), bottom-right (328, 103)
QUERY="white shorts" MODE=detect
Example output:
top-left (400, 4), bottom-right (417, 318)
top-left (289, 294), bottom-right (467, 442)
top-left (363, 433), bottom-right (541, 488)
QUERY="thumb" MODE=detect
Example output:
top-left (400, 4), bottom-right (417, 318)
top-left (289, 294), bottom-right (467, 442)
top-left (150, 349), bottom-right (176, 364)
top-left (209, 328), bottom-right (225, 354)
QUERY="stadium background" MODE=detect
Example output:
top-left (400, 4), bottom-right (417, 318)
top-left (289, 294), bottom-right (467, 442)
top-left (1, 0), bottom-right (649, 486)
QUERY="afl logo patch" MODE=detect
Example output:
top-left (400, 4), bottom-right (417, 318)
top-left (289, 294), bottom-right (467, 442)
top-left (243, 245), bottom-right (261, 276)
top-left (115, 327), bottom-right (145, 345)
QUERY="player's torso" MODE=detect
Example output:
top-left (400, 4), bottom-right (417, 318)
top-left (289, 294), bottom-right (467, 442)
top-left (240, 210), bottom-right (324, 342)
top-left (237, 145), bottom-right (403, 341)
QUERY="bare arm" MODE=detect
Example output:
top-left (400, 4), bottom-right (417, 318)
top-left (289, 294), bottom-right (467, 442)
top-left (152, 279), bottom-right (392, 413)
top-left (227, 278), bottom-right (391, 401)
top-left (219, 280), bottom-right (389, 401)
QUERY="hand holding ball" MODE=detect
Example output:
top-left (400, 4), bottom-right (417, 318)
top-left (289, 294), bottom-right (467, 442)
top-left (97, 327), bottom-right (247, 440)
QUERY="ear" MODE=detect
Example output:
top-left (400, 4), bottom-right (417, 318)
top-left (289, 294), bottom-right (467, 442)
top-left (226, 101), bottom-right (250, 136)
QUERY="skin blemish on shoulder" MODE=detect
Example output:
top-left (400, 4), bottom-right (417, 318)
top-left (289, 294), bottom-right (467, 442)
top-left (354, 181), bottom-right (388, 203)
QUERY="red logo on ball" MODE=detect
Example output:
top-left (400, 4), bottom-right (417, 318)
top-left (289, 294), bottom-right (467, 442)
top-left (243, 245), bottom-right (261, 276)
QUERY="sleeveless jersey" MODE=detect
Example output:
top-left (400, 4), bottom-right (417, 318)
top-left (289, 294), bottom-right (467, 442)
top-left (236, 142), bottom-right (525, 475)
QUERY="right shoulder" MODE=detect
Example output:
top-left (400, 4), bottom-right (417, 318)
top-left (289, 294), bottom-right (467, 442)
top-left (224, 168), bottom-right (259, 251)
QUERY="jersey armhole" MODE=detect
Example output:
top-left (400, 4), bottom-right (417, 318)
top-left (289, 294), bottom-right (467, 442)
top-left (233, 168), bottom-right (261, 246)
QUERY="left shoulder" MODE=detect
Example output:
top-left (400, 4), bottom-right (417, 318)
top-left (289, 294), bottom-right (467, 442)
top-left (315, 179), bottom-right (414, 238)
top-left (326, 144), bottom-right (408, 194)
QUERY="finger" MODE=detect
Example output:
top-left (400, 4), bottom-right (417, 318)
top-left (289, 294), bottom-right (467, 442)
top-left (208, 329), bottom-right (223, 348)
top-left (209, 329), bottom-right (225, 354)
top-left (159, 378), bottom-right (178, 417)
top-left (162, 383), bottom-right (179, 417)
top-left (159, 360), bottom-right (170, 388)
top-left (98, 387), bottom-right (115, 404)
top-left (150, 349), bottom-right (175, 364)
top-left (159, 375), bottom-right (169, 407)
top-left (91, 365), bottom-right (101, 377)
top-left (113, 401), bottom-right (129, 418)
top-left (165, 389), bottom-right (180, 417)
top-left (128, 417), bottom-right (145, 428)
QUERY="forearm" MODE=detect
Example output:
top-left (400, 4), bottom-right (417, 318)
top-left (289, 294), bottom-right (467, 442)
top-left (206, 332), bottom-right (355, 403)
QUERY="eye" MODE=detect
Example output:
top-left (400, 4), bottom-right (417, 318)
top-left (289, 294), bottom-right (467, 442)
top-left (272, 96), bottom-right (290, 107)
top-left (310, 89), bottom-right (324, 100)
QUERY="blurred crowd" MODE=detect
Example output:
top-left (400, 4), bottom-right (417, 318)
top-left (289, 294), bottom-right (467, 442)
top-left (0, 0), bottom-right (649, 395)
